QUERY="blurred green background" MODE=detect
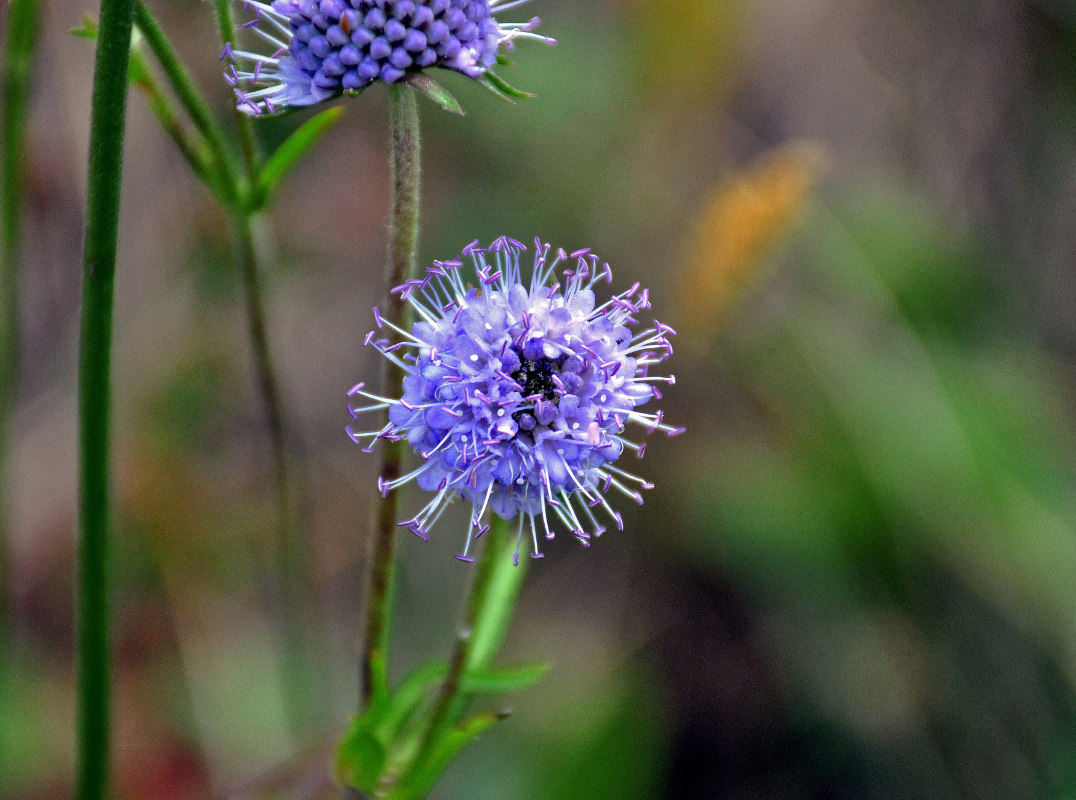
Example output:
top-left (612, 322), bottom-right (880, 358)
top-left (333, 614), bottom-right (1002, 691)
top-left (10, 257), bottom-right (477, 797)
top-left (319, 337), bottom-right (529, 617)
top-left (6, 0), bottom-right (1076, 797)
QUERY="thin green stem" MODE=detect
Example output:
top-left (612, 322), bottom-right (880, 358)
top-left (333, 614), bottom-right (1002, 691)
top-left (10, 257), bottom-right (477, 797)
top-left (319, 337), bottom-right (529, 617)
top-left (210, 0), bottom-right (260, 177)
top-left (77, 0), bottom-right (135, 795)
top-left (233, 211), bottom-right (322, 731)
top-left (404, 516), bottom-right (525, 792)
top-left (0, 0), bottom-right (39, 633)
top-left (126, 48), bottom-right (220, 194)
top-left (133, 0), bottom-right (245, 207)
top-left (362, 84), bottom-right (421, 708)
top-left (234, 214), bottom-right (291, 584)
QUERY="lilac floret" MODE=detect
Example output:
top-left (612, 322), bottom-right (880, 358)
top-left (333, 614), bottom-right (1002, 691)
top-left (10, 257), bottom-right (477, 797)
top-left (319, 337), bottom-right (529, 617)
top-left (347, 238), bottom-right (683, 562)
top-left (225, 0), bottom-right (553, 115)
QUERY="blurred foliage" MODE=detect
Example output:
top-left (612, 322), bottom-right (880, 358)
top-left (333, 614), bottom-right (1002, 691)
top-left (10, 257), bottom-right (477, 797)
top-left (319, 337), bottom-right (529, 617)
top-left (679, 141), bottom-right (821, 335)
top-left (676, 183), bottom-right (1076, 797)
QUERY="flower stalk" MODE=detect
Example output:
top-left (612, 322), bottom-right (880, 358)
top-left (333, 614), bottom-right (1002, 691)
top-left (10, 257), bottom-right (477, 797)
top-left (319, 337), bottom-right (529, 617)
top-left (410, 514), bottom-right (525, 768)
top-left (363, 82), bottom-right (421, 708)
top-left (77, 0), bottom-right (136, 796)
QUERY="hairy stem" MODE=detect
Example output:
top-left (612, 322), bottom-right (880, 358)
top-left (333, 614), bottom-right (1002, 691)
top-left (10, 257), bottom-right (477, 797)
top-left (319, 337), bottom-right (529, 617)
top-left (76, 0), bottom-right (135, 794)
top-left (362, 84), bottom-right (421, 708)
top-left (0, 0), bottom-right (39, 632)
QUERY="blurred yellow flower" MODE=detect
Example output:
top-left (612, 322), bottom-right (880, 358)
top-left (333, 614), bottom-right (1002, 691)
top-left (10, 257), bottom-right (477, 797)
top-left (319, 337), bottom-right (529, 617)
top-left (679, 142), bottom-right (824, 336)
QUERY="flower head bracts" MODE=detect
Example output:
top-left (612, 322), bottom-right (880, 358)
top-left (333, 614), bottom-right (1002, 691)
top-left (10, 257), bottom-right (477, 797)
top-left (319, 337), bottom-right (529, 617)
top-left (347, 238), bottom-right (683, 564)
top-left (223, 0), bottom-right (552, 115)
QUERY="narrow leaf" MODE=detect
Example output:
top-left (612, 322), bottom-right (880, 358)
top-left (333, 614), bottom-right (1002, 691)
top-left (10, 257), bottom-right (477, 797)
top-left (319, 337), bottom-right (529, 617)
top-left (476, 71), bottom-right (534, 103)
top-left (467, 523), bottom-right (528, 669)
top-left (403, 73), bottom-right (465, 115)
top-left (336, 718), bottom-right (389, 793)
top-left (391, 714), bottom-right (500, 800)
top-left (70, 14), bottom-right (99, 38)
top-left (255, 105), bottom-right (345, 207)
top-left (463, 662), bottom-right (550, 695)
top-left (375, 661), bottom-right (447, 744)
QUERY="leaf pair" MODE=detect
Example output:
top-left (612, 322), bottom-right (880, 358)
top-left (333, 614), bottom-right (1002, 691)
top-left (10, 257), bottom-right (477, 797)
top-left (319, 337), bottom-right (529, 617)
top-left (336, 660), bottom-right (548, 798)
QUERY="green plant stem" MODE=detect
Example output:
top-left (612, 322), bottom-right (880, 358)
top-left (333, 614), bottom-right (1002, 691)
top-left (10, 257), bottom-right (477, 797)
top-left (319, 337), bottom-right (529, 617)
top-left (136, 0), bottom-right (314, 727)
top-left (77, 0), bottom-right (135, 795)
top-left (0, 0), bottom-right (39, 633)
top-left (362, 84), bottom-right (421, 709)
top-left (209, 0), bottom-right (260, 177)
top-left (133, 0), bottom-right (244, 207)
top-left (234, 213), bottom-right (291, 582)
top-left (408, 516), bottom-right (524, 780)
top-left (233, 210), bottom-right (322, 732)
top-left (126, 48), bottom-right (218, 192)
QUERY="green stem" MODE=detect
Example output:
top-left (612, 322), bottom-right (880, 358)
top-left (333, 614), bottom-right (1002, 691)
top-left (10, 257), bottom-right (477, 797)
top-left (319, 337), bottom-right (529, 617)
top-left (234, 213), bottom-right (291, 579)
top-left (77, 0), bottom-right (135, 795)
top-left (126, 47), bottom-right (220, 194)
top-left (133, 0), bottom-right (245, 207)
top-left (233, 211), bottom-right (321, 731)
top-left (362, 84), bottom-right (421, 708)
top-left (0, 0), bottom-right (39, 633)
top-left (209, 0), bottom-right (260, 178)
top-left (404, 517), bottom-right (525, 792)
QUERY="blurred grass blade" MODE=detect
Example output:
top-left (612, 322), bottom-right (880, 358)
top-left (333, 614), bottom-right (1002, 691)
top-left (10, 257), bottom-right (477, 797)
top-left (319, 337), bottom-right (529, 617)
top-left (462, 662), bottom-right (550, 695)
top-left (1, 0), bottom-right (40, 631)
top-left (255, 106), bottom-right (345, 207)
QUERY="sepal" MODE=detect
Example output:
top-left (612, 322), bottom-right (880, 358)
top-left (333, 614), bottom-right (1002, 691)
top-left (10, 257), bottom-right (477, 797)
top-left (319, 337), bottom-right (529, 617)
top-left (475, 70), bottom-right (535, 103)
top-left (404, 74), bottom-right (465, 116)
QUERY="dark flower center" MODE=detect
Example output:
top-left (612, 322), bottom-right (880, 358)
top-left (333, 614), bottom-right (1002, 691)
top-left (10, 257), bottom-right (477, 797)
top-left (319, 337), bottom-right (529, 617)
top-left (511, 355), bottom-right (561, 432)
top-left (513, 356), bottom-right (559, 400)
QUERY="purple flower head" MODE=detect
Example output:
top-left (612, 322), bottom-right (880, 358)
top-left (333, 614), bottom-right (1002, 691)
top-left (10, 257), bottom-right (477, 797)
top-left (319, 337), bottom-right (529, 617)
top-left (223, 0), bottom-right (552, 115)
top-left (347, 238), bottom-right (683, 563)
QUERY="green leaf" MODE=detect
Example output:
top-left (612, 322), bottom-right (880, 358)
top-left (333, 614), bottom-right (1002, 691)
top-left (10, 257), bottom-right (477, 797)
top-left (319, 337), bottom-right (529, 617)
top-left (336, 717), bottom-right (388, 793)
top-left (70, 14), bottom-right (99, 38)
top-left (391, 713), bottom-right (501, 800)
top-left (462, 662), bottom-right (550, 695)
top-left (254, 105), bottom-right (345, 208)
top-left (475, 71), bottom-right (535, 103)
top-left (467, 519), bottom-right (528, 670)
top-left (403, 74), bottom-right (465, 115)
top-left (375, 661), bottom-right (447, 744)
